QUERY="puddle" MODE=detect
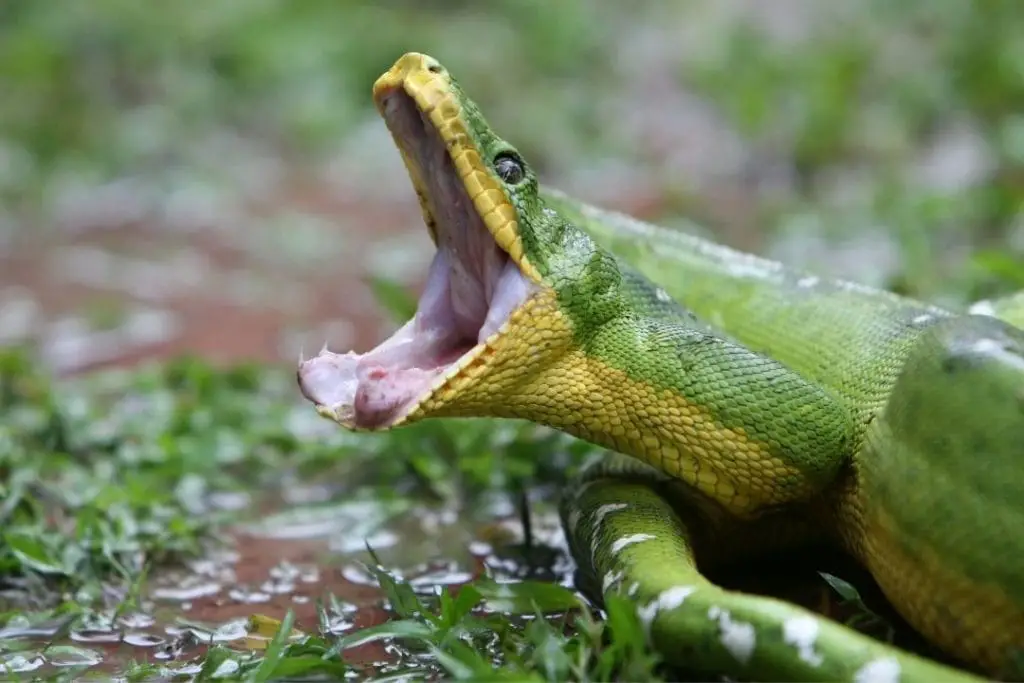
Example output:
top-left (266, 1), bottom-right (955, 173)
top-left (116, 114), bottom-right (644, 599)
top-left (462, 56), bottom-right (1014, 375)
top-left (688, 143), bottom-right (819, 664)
top-left (0, 483), bottom-right (574, 678)
top-left (0, 476), bottom-right (920, 681)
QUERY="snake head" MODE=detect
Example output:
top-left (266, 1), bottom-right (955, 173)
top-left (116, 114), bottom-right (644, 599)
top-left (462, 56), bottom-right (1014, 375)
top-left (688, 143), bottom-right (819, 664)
top-left (297, 53), bottom-right (557, 430)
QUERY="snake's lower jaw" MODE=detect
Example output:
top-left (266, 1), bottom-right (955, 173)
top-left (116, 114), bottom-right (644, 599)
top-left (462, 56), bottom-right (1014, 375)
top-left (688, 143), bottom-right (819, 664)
top-left (297, 267), bottom-right (534, 431)
top-left (312, 401), bottom-right (355, 428)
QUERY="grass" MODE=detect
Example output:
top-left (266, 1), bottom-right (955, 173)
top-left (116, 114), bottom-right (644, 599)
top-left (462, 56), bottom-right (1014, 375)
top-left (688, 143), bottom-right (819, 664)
top-left (105, 574), bottom-right (659, 681)
top-left (0, 312), bottom-right (653, 679)
top-left (0, 338), bottom-right (669, 680)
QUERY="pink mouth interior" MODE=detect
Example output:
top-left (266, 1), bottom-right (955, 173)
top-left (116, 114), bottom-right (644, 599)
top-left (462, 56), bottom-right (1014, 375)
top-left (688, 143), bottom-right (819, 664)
top-left (296, 90), bottom-right (535, 428)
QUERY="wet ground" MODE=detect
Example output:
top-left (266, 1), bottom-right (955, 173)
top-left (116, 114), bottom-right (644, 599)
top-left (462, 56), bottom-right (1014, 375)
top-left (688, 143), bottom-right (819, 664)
top-left (1, 502), bottom-right (569, 679)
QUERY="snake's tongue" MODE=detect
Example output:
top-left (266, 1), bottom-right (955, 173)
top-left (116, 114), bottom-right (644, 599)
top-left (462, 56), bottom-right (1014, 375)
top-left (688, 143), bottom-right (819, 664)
top-left (296, 89), bottom-right (536, 428)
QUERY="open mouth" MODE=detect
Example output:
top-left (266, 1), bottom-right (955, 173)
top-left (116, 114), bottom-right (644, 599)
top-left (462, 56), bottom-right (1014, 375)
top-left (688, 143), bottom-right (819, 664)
top-left (296, 86), bottom-right (537, 429)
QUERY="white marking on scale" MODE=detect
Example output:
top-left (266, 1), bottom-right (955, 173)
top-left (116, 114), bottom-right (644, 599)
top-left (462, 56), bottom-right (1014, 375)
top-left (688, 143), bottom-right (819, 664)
top-left (723, 256), bottom-right (784, 281)
top-left (707, 605), bottom-right (756, 664)
top-left (593, 503), bottom-right (628, 533)
top-left (566, 508), bottom-right (582, 535)
top-left (637, 585), bottom-right (697, 633)
top-left (610, 533), bottom-right (656, 554)
top-left (601, 570), bottom-right (624, 593)
top-left (912, 314), bottom-right (932, 325)
top-left (655, 288), bottom-right (672, 302)
top-left (971, 338), bottom-right (1024, 371)
top-left (853, 657), bottom-right (901, 683)
top-left (589, 503), bottom-right (630, 566)
top-left (782, 616), bottom-right (824, 666)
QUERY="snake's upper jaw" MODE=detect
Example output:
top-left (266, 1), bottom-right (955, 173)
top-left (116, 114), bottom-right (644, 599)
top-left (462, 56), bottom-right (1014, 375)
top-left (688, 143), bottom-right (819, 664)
top-left (296, 89), bottom-right (537, 430)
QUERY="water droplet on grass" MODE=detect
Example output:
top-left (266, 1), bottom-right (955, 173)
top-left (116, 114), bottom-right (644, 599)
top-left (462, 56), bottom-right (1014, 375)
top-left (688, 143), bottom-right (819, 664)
top-left (69, 628), bottom-right (121, 644)
top-left (152, 579), bottom-right (222, 602)
top-left (227, 587), bottom-right (272, 603)
top-left (118, 612), bottom-right (155, 629)
top-left (122, 632), bottom-right (166, 647)
top-left (0, 654), bottom-right (44, 672)
top-left (46, 645), bottom-right (103, 668)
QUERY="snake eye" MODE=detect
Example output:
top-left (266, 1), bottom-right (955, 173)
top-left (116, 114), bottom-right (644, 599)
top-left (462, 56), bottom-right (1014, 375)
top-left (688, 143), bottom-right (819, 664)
top-left (493, 152), bottom-right (525, 185)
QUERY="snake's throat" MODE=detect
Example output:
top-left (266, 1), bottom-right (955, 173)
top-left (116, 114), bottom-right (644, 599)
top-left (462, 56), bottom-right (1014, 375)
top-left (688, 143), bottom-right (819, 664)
top-left (296, 90), bottom-right (536, 428)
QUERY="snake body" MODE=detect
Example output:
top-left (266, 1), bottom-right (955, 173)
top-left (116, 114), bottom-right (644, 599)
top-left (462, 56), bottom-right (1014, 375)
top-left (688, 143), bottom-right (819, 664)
top-left (297, 53), bottom-right (1024, 681)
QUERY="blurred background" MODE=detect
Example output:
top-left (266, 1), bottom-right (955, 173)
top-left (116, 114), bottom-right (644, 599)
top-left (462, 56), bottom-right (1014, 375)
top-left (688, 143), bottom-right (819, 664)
top-left (2, 0), bottom-right (1023, 377)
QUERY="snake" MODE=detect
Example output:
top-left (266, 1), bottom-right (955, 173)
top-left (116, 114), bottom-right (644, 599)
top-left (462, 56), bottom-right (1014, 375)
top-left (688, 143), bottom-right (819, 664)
top-left (296, 53), bottom-right (1024, 682)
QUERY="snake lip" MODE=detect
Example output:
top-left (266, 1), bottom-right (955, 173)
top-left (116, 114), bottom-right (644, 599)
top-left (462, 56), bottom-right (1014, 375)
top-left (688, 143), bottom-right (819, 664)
top-left (296, 85), bottom-right (536, 429)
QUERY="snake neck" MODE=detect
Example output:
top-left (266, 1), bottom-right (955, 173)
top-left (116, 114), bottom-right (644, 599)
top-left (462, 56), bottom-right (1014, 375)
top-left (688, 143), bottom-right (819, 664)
top-left (409, 275), bottom-right (856, 520)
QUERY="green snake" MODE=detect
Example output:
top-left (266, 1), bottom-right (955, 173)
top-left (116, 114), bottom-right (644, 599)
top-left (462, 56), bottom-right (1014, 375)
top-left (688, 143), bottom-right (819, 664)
top-left (296, 53), bottom-right (1024, 681)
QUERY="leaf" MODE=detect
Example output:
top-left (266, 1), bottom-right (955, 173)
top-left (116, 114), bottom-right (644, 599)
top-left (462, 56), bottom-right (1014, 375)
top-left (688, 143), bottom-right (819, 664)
top-left (475, 579), bottom-right (583, 614)
top-left (194, 645), bottom-right (233, 681)
top-left (366, 563), bottom-right (424, 619)
top-left (5, 534), bottom-right (64, 575)
top-left (249, 609), bottom-right (296, 682)
top-left (244, 613), bottom-right (306, 650)
top-left (449, 584), bottom-right (484, 625)
top-left (326, 619), bottom-right (435, 657)
top-left (603, 592), bottom-right (646, 653)
top-left (524, 618), bottom-right (573, 682)
top-left (818, 572), bottom-right (862, 603)
top-left (430, 643), bottom-right (481, 680)
top-left (251, 654), bottom-right (350, 679)
top-left (973, 249), bottom-right (1024, 287)
top-left (433, 639), bottom-right (543, 681)
top-left (37, 644), bottom-right (101, 668)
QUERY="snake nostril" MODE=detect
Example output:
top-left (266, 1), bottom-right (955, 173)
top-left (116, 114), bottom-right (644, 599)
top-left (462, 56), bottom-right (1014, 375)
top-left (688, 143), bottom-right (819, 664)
top-left (427, 62), bottom-right (443, 74)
